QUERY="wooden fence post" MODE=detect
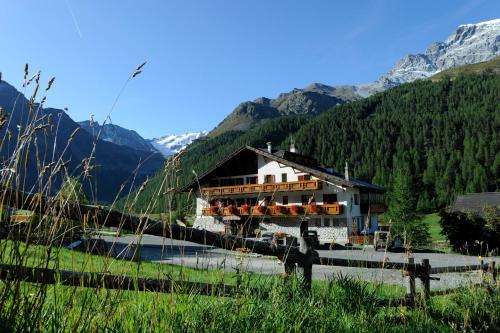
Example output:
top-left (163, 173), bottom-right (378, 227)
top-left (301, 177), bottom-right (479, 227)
top-left (295, 218), bottom-right (314, 291)
top-left (489, 261), bottom-right (496, 284)
top-left (405, 257), bottom-right (416, 304)
top-left (421, 259), bottom-right (431, 301)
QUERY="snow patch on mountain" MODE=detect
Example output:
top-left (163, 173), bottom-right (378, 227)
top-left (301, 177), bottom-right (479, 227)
top-left (149, 131), bottom-right (207, 157)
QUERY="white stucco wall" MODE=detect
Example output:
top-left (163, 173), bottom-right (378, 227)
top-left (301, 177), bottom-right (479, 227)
top-left (257, 157), bottom-right (306, 183)
top-left (196, 197), bottom-right (209, 217)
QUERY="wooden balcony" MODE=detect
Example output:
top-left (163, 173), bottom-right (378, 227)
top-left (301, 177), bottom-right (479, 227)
top-left (201, 180), bottom-right (322, 197)
top-left (201, 203), bottom-right (342, 217)
top-left (322, 204), bottom-right (343, 215)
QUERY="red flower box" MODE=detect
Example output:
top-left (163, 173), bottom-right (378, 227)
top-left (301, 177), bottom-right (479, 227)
top-left (241, 205), bottom-right (251, 214)
top-left (309, 203), bottom-right (319, 214)
top-left (274, 206), bottom-right (285, 214)
top-left (227, 205), bottom-right (237, 215)
top-left (257, 206), bottom-right (266, 214)
top-left (289, 205), bottom-right (300, 215)
top-left (209, 206), bottom-right (219, 215)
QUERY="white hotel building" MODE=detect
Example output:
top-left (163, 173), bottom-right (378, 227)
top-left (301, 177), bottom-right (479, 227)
top-left (181, 143), bottom-right (385, 245)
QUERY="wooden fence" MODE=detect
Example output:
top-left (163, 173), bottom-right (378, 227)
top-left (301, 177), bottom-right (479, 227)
top-left (0, 186), bottom-right (497, 305)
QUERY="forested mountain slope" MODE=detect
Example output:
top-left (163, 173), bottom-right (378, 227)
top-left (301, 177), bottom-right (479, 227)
top-left (293, 74), bottom-right (499, 210)
top-left (127, 73), bottom-right (499, 214)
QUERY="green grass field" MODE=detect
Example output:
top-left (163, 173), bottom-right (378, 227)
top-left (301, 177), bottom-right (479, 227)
top-left (0, 239), bottom-right (406, 298)
top-left (1, 240), bottom-right (499, 331)
top-left (422, 213), bottom-right (447, 242)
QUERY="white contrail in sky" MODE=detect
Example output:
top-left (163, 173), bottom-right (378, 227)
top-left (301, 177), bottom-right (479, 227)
top-left (64, 0), bottom-right (83, 38)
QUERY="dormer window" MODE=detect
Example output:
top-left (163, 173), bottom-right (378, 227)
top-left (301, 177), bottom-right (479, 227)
top-left (281, 173), bottom-right (287, 182)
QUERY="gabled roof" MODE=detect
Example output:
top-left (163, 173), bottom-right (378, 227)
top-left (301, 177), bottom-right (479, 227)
top-left (180, 145), bottom-right (385, 193)
top-left (451, 192), bottom-right (500, 217)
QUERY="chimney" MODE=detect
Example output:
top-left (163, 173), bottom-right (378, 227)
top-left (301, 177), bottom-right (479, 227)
top-left (290, 138), bottom-right (297, 153)
top-left (266, 142), bottom-right (272, 153)
top-left (344, 161), bottom-right (349, 181)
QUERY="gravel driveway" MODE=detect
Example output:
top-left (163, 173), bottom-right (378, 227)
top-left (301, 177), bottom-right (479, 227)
top-left (96, 234), bottom-right (498, 291)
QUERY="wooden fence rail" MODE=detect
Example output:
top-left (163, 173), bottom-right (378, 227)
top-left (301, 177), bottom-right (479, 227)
top-left (0, 263), bottom-right (253, 297)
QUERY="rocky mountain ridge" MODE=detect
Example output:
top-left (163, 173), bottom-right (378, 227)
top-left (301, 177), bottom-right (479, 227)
top-left (211, 18), bottom-right (500, 135)
top-left (78, 120), bottom-right (207, 157)
top-left (78, 121), bottom-right (156, 153)
top-left (74, 19), bottom-right (500, 152)
top-left (0, 80), bottom-right (165, 202)
top-left (362, 18), bottom-right (500, 94)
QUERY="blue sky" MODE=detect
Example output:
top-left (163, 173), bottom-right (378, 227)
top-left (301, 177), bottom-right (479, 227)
top-left (1, 0), bottom-right (499, 138)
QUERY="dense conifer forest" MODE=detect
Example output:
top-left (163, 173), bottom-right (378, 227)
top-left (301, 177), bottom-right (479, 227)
top-left (294, 74), bottom-right (499, 211)
top-left (125, 74), bottom-right (499, 214)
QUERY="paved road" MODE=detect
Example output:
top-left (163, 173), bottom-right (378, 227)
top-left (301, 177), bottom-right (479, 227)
top-left (316, 248), bottom-right (489, 268)
top-left (96, 234), bottom-right (498, 290)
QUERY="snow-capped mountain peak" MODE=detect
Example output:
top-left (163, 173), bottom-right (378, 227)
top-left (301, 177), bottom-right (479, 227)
top-left (359, 18), bottom-right (500, 95)
top-left (150, 131), bottom-right (207, 157)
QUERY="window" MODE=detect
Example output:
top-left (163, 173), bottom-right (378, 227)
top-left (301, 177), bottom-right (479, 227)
top-left (220, 178), bottom-right (234, 186)
top-left (282, 196), bottom-right (288, 205)
top-left (332, 218), bottom-right (347, 227)
top-left (323, 194), bottom-right (338, 204)
top-left (301, 195), bottom-right (315, 205)
top-left (298, 174), bottom-right (311, 181)
top-left (264, 174), bottom-right (275, 183)
top-left (281, 173), bottom-right (287, 182)
top-left (264, 196), bottom-right (275, 206)
top-left (353, 194), bottom-right (359, 205)
top-left (247, 197), bottom-right (258, 206)
top-left (360, 193), bottom-right (370, 205)
top-left (314, 218), bottom-right (321, 227)
top-left (246, 176), bottom-right (258, 184)
top-left (323, 218), bottom-right (330, 227)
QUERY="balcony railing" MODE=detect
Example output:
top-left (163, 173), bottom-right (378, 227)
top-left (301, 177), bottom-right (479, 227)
top-left (201, 180), bottom-right (322, 197)
top-left (201, 203), bottom-right (342, 217)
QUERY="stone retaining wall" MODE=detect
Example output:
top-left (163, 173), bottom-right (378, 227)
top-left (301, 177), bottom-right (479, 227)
top-left (260, 220), bottom-right (348, 244)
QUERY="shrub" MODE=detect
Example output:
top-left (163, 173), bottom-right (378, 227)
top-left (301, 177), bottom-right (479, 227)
top-left (439, 208), bottom-right (499, 255)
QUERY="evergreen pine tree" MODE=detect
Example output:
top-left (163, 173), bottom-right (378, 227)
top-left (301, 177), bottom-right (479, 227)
top-left (385, 168), bottom-right (430, 247)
